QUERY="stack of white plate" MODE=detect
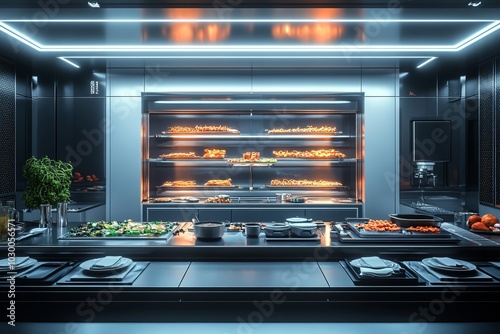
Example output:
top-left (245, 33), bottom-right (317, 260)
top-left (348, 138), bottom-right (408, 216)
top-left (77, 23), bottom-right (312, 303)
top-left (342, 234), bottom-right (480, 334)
top-left (350, 256), bottom-right (402, 277)
top-left (421, 257), bottom-right (476, 273)
top-left (79, 256), bottom-right (133, 273)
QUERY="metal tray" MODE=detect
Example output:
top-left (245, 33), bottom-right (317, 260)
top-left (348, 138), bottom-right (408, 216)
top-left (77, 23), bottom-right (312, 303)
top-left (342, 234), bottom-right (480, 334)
top-left (58, 223), bottom-right (179, 240)
top-left (157, 185), bottom-right (239, 190)
top-left (389, 214), bottom-right (443, 227)
top-left (346, 221), bottom-right (451, 239)
top-left (263, 185), bottom-right (349, 191)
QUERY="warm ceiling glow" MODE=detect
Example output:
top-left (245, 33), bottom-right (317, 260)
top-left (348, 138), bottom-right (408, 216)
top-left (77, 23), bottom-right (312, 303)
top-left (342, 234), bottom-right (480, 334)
top-left (141, 8), bottom-right (231, 43)
top-left (272, 8), bottom-right (345, 43)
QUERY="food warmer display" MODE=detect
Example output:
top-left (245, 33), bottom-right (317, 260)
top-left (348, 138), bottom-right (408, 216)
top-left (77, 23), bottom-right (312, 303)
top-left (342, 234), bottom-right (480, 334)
top-left (141, 93), bottom-right (364, 222)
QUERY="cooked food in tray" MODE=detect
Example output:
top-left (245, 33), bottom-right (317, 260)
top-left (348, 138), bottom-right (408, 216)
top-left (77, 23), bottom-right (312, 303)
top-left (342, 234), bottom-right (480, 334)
top-left (205, 178), bottom-right (232, 186)
top-left (163, 125), bottom-right (240, 134)
top-left (68, 220), bottom-right (176, 238)
top-left (353, 219), bottom-right (442, 234)
top-left (159, 152), bottom-right (200, 159)
top-left (227, 152), bottom-right (277, 163)
top-left (154, 197), bottom-right (172, 202)
top-left (270, 179), bottom-right (343, 187)
top-left (227, 157), bottom-right (277, 163)
top-left (204, 195), bottom-right (232, 203)
top-left (272, 148), bottom-right (346, 159)
top-left (161, 180), bottom-right (197, 187)
top-left (267, 125), bottom-right (338, 134)
top-left (355, 219), bottom-right (401, 232)
top-left (203, 149), bottom-right (226, 159)
top-left (406, 225), bottom-right (440, 233)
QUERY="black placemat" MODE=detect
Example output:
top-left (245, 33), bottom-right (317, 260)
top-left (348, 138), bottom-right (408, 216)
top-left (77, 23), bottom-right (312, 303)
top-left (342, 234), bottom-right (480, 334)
top-left (404, 261), bottom-right (497, 285)
top-left (15, 262), bottom-right (77, 285)
top-left (340, 260), bottom-right (423, 286)
top-left (57, 262), bottom-right (148, 285)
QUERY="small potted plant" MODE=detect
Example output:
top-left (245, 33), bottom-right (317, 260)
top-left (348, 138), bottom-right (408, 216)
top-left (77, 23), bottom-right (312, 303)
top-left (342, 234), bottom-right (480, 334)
top-left (22, 156), bottom-right (73, 226)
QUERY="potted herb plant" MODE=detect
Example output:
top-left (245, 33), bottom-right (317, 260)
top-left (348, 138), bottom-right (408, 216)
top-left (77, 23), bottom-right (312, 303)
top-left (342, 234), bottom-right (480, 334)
top-left (22, 156), bottom-right (73, 226)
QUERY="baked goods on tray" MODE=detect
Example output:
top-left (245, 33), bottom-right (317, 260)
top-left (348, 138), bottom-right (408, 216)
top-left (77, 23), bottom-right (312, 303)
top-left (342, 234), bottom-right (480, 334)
top-left (272, 148), bottom-right (346, 159)
top-left (163, 125), bottom-right (239, 134)
top-left (267, 125), bottom-right (338, 134)
top-left (159, 152), bottom-right (200, 159)
top-left (204, 178), bottom-right (232, 186)
top-left (270, 179), bottom-right (343, 187)
top-left (161, 180), bottom-right (197, 187)
top-left (203, 149), bottom-right (226, 158)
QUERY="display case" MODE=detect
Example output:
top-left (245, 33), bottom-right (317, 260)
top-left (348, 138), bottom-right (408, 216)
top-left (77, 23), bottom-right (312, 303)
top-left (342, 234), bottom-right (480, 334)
top-left (141, 93), bottom-right (364, 222)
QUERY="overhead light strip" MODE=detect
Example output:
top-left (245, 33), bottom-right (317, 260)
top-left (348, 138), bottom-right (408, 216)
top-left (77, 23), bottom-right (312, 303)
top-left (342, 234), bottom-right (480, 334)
top-left (0, 22), bottom-right (42, 50)
top-left (455, 20), bottom-right (500, 50)
top-left (416, 57), bottom-right (437, 69)
top-left (63, 55), bottom-right (433, 59)
top-left (58, 57), bottom-right (80, 68)
top-left (154, 100), bottom-right (352, 104)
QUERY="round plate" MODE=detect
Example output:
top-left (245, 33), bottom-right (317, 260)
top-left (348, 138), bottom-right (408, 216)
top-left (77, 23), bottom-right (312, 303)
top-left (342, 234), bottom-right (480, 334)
top-left (422, 257), bottom-right (476, 272)
top-left (286, 217), bottom-right (312, 223)
top-left (80, 257), bottom-right (133, 272)
top-left (350, 258), bottom-right (400, 270)
top-left (0, 257), bottom-right (38, 272)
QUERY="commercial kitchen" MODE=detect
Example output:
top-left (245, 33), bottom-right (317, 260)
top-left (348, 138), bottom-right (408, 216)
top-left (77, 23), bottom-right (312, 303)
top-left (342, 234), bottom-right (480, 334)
top-left (1, 1), bottom-right (500, 333)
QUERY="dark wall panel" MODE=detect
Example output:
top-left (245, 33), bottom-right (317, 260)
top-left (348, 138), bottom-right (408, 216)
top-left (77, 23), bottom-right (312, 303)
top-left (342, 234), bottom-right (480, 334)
top-left (0, 57), bottom-right (16, 196)
top-left (479, 60), bottom-right (495, 206)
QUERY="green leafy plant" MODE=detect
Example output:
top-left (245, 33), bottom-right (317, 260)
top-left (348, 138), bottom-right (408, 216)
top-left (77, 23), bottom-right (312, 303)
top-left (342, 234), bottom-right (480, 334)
top-left (22, 156), bottom-right (73, 209)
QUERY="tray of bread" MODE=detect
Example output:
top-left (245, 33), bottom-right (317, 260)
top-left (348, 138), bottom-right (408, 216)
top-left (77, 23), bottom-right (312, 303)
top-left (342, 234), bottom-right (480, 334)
top-left (161, 125), bottom-right (240, 135)
top-left (266, 125), bottom-right (341, 135)
top-left (264, 179), bottom-right (347, 190)
top-left (272, 149), bottom-right (346, 159)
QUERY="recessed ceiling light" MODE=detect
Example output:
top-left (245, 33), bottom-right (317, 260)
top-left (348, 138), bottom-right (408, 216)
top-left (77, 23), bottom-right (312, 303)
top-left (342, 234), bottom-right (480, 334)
top-left (468, 2), bottom-right (482, 7)
top-left (87, 2), bottom-right (100, 8)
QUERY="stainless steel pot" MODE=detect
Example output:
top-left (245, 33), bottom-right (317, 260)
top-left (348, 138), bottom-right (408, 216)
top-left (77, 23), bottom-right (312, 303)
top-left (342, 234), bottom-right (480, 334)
top-left (193, 221), bottom-right (225, 239)
top-left (289, 222), bottom-right (318, 237)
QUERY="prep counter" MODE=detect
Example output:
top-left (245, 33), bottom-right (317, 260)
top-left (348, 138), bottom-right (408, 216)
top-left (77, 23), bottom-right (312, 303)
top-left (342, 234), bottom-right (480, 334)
top-left (4, 221), bottom-right (500, 325)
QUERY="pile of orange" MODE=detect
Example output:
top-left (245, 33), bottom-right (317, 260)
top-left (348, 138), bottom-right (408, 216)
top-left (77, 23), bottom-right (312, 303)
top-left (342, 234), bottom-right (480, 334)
top-left (467, 214), bottom-right (499, 231)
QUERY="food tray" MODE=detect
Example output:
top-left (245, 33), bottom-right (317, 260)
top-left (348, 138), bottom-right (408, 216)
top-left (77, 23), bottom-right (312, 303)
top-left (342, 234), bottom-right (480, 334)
top-left (157, 131), bottom-right (239, 136)
top-left (58, 223), bottom-right (179, 240)
top-left (346, 221), bottom-right (451, 239)
top-left (228, 163), bottom-right (275, 167)
top-left (389, 214), bottom-right (443, 227)
top-left (157, 185), bottom-right (239, 190)
top-left (266, 131), bottom-right (343, 135)
top-left (263, 185), bottom-right (349, 191)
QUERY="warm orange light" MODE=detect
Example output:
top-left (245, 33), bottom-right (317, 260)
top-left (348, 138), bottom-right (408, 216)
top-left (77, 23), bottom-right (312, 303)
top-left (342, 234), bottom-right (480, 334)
top-left (271, 8), bottom-right (344, 43)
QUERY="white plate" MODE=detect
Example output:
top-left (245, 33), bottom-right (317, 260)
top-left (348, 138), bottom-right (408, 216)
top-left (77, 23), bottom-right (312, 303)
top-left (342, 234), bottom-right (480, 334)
top-left (350, 258), bottom-right (401, 270)
top-left (422, 257), bottom-right (476, 272)
top-left (0, 257), bottom-right (38, 272)
top-left (286, 217), bottom-right (312, 223)
top-left (80, 257), bottom-right (133, 272)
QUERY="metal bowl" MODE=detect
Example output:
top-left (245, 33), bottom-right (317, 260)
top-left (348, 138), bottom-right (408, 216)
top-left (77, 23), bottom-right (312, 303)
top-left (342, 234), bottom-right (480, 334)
top-left (193, 222), bottom-right (225, 239)
top-left (389, 214), bottom-right (443, 227)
